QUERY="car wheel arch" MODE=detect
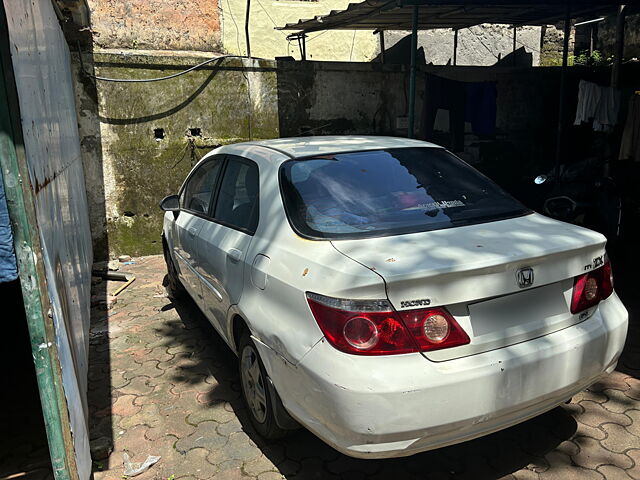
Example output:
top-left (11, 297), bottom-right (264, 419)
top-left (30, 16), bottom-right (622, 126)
top-left (231, 314), bottom-right (250, 356)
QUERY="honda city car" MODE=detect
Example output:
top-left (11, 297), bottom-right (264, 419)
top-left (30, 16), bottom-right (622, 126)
top-left (160, 136), bottom-right (628, 458)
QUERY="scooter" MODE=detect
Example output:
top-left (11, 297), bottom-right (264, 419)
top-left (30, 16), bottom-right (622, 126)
top-left (534, 158), bottom-right (621, 246)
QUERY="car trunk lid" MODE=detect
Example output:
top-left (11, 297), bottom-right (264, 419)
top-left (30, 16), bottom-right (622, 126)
top-left (331, 213), bottom-right (607, 361)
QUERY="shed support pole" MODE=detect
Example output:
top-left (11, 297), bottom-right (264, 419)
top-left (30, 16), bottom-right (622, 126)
top-left (379, 31), bottom-right (386, 64)
top-left (408, 5), bottom-right (419, 138)
top-left (554, 5), bottom-right (571, 181)
top-left (453, 29), bottom-right (458, 65)
top-left (302, 34), bottom-right (307, 61)
top-left (513, 26), bottom-right (517, 66)
top-left (245, 0), bottom-right (251, 57)
top-left (611, 5), bottom-right (626, 88)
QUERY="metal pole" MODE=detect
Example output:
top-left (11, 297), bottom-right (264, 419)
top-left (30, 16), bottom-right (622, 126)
top-left (512, 25), bottom-right (517, 66)
top-left (379, 31), bottom-right (386, 64)
top-left (302, 34), bottom-right (307, 61)
top-left (453, 29), bottom-right (458, 65)
top-left (408, 5), bottom-right (419, 138)
top-left (611, 5), bottom-right (626, 88)
top-left (554, 5), bottom-right (571, 181)
top-left (245, 0), bottom-right (251, 57)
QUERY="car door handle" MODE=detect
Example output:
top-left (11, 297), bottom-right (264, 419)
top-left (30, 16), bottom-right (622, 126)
top-left (227, 248), bottom-right (243, 262)
top-left (187, 227), bottom-right (198, 237)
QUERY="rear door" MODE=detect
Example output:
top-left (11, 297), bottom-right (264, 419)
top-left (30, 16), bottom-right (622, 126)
top-left (195, 156), bottom-right (259, 335)
top-left (173, 156), bottom-right (224, 306)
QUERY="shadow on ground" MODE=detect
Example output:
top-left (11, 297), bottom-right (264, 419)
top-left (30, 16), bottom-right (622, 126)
top-left (87, 255), bottom-right (639, 480)
top-left (162, 287), bottom-right (576, 480)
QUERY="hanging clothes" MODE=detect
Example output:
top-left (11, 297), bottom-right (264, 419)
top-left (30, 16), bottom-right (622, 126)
top-left (421, 74), bottom-right (497, 151)
top-left (619, 93), bottom-right (640, 162)
top-left (465, 82), bottom-right (497, 137)
top-left (574, 80), bottom-right (601, 125)
top-left (594, 87), bottom-right (621, 132)
top-left (574, 79), bottom-right (620, 132)
top-left (422, 74), bottom-right (466, 152)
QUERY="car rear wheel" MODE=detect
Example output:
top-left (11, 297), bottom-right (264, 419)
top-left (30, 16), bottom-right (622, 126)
top-left (238, 332), bottom-right (287, 439)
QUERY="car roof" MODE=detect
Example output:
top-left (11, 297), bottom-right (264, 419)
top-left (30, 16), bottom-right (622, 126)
top-left (218, 136), bottom-right (443, 163)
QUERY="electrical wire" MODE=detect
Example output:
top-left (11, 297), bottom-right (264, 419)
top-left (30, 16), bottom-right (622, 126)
top-left (225, 0), bottom-right (244, 55)
top-left (254, 0), bottom-right (288, 38)
top-left (78, 47), bottom-right (251, 83)
top-left (349, 30), bottom-right (357, 61)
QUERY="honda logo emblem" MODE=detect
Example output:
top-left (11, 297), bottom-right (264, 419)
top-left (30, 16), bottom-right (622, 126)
top-left (516, 267), bottom-right (534, 288)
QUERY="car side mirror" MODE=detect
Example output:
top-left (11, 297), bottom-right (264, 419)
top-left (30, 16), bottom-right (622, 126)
top-left (160, 194), bottom-right (180, 212)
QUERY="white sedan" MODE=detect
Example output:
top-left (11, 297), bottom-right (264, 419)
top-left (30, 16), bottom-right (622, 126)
top-left (160, 136), bottom-right (628, 458)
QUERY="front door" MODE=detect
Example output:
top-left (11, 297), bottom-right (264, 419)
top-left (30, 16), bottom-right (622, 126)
top-left (173, 156), bottom-right (224, 306)
top-left (195, 156), bottom-right (259, 336)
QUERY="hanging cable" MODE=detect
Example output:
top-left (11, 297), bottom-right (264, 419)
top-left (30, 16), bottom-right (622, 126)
top-left (77, 42), bottom-right (251, 83)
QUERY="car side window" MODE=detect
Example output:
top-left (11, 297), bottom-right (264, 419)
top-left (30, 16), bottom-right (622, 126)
top-left (213, 158), bottom-right (259, 234)
top-left (181, 159), bottom-right (223, 215)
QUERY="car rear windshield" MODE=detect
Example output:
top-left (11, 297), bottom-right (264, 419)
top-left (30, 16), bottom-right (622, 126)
top-left (279, 147), bottom-right (530, 239)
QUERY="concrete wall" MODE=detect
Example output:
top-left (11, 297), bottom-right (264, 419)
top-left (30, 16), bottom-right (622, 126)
top-left (74, 46), bottom-right (639, 258)
top-left (384, 25), bottom-right (542, 67)
top-left (593, 13), bottom-right (640, 61)
top-left (539, 22), bottom-right (577, 66)
top-left (74, 52), bottom-right (278, 258)
top-left (85, 0), bottom-right (222, 51)
top-left (74, 53), bottom-right (563, 258)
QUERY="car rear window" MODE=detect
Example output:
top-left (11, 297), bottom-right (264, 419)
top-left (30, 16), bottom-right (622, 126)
top-left (279, 147), bottom-right (530, 239)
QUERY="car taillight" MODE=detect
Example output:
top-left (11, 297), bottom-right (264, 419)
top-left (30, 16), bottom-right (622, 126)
top-left (306, 292), bottom-right (470, 355)
top-left (397, 307), bottom-right (470, 351)
top-left (570, 261), bottom-right (614, 314)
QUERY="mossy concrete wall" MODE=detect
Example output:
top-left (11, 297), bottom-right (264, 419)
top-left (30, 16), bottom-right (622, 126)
top-left (79, 51), bottom-right (278, 258)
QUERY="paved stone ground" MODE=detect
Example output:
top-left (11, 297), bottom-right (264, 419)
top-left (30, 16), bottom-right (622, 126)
top-left (89, 255), bottom-right (640, 480)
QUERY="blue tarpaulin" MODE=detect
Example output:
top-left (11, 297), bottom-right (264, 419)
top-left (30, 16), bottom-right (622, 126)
top-left (0, 170), bottom-right (18, 283)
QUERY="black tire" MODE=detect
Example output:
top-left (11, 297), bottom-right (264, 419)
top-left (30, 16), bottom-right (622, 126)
top-left (162, 241), bottom-right (187, 300)
top-left (238, 332), bottom-right (288, 440)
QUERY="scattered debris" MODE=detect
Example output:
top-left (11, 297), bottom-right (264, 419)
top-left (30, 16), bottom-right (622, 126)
top-left (91, 270), bottom-right (137, 296)
top-left (122, 261), bottom-right (136, 265)
top-left (119, 255), bottom-right (132, 263)
top-left (108, 260), bottom-right (120, 271)
top-left (123, 452), bottom-right (161, 477)
top-left (112, 272), bottom-right (136, 296)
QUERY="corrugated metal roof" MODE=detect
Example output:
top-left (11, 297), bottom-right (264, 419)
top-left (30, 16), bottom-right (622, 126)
top-left (278, 0), bottom-right (624, 33)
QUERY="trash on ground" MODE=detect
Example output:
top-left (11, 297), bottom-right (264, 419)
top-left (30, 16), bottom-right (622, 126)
top-left (123, 452), bottom-right (161, 477)
top-left (91, 270), bottom-right (137, 296)
top-left (119, 255), bottom-right (132, 263)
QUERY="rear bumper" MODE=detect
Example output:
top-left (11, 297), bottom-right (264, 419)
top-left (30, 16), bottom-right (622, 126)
top-left (260, 293), bottom-right (628, 459)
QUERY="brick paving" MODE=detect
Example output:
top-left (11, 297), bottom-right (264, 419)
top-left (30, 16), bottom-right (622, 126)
top-left (89, 255), bottom-right (640, 480)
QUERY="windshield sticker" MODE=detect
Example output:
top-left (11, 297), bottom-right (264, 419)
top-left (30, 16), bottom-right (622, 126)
top-left (419, 200), bottom-right (466, 210)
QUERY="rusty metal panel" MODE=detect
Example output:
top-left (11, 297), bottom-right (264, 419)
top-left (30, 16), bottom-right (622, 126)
top-left (3, 0), bottom-right (92, 478)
